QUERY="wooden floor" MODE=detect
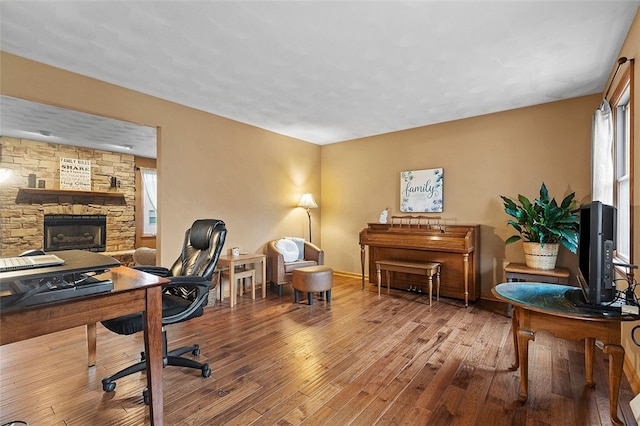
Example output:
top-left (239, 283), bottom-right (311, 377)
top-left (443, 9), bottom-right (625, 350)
top-left (1, 274), bottom-right (638, 425)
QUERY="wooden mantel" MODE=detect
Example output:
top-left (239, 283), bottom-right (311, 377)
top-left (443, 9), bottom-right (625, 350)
top-left (16, 187), bottom-right (125, 203)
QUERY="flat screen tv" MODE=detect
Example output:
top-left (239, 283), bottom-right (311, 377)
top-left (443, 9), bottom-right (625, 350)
top-left (576, 200), bottom-right (617, 305)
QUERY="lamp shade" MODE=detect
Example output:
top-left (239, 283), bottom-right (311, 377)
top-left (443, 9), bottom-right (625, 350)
top-left (298, 193), bottom-right (318, 209)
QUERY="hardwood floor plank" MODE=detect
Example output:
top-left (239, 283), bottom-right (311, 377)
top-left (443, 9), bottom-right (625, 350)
top-left (422, 384), bottom-right (465, 424)
top-left (297, 404), bottom-right (339, 426)
top-left (452, 367), bottom-right (495, 426)
top-left (356, 329), bottom-right (455, 423)
top-left (282, 384), bottom-right (341, 424)
top-left (172, 380), bottom-right (264, 425)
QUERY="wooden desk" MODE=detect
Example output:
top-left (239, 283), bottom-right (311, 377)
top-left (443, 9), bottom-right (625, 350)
top-left (218, 253), bottom-right (266, 307)
top-left (493, 282), bottom-right (640, 425)
top-left (0, 266), bottom-right (168, 425)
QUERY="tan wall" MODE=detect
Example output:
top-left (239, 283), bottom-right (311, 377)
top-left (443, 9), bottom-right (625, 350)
top-left (0, 52), bottom-right (321, 266)
top-left (321, 95), bottom-right (596, 290)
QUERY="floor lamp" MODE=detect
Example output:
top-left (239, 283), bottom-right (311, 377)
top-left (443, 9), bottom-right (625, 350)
top-left (298, 193), bottom-right (318, 243)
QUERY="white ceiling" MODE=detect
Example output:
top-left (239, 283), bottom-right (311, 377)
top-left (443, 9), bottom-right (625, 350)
top-left (1, 1), bottom-right (639, 158)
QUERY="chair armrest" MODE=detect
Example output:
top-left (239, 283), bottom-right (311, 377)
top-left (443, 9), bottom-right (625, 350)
top-left (303, 242), bottom-right (324, 265)
top-left (266, 240), bottom-right (286, 284)
top-left (132, 265), bottom-right (172, 277)
top-left (162, 276), bottom-right (211, 325)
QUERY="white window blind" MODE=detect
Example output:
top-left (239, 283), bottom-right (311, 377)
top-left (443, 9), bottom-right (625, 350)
top-left (591, 99), bottom-right (614, 205)
top-left (140, 167), bottom-right (157, 236)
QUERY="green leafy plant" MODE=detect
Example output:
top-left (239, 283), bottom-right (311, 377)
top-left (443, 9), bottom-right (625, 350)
top-left (500, 182), bottom-right (580, 253)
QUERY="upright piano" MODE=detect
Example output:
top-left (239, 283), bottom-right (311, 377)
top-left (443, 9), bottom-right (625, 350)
top-left (359, 218), bottom-right (480, 306)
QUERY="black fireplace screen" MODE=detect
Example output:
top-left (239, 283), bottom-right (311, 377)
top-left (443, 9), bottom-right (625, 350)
top-left (44, 214), bottom-right (106, 252)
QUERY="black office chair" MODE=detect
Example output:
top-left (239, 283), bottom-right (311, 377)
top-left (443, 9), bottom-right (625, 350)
top-left (100, 219), bottom-right (227, 403)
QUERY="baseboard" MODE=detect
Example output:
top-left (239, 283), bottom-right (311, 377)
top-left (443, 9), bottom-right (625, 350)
top-left (625, 355), bottom-right (640, 394)
top-left (333, 270), bottom-right (363, 279)
top-left (631, 393), bottom-right (640, 422)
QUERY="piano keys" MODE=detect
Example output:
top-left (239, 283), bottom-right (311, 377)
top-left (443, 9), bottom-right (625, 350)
top-left (359, 220), bottom-right (480, 306)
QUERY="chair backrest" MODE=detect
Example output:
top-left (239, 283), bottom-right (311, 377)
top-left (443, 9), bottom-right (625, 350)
top-left (169, 219), bottom-right (227, 281)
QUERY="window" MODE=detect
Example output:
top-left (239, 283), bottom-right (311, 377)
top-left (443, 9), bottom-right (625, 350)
top-left (595, 61), bottom-right (634, 271)
top-left (134, 157), bottom-right (157, 248)
top-left (608, 63), bottom-right (633, 268)
top-left (140, 167), bottom-right (157, 236)
top-left (614, 87), bottom-right (631, 262)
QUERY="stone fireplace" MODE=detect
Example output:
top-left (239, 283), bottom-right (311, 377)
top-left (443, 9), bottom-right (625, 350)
top-left (0, 137), bottom-right (136, 257)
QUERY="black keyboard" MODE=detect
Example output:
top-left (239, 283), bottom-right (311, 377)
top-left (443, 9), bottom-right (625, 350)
top-left (0, 275), bottom-right (113, 308)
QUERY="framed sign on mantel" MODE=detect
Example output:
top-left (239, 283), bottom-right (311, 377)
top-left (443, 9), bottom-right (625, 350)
top-left (400, 168), bottom-right (443, 212)
top-left (60, 157), bottom-right (92, 191)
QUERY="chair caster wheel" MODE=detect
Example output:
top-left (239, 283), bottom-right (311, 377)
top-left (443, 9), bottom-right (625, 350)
top-left (192, 345), bottom-right (200, 356)
top-left (143, 388), bottom-right (150, 405)
top-left (102, 380), bottom-right (116, 392)
top-left (201, 364), bottom-right (211, 378)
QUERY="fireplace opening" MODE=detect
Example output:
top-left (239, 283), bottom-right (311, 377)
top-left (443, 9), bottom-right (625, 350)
top-left (44, 214), bottom-right (106, 252)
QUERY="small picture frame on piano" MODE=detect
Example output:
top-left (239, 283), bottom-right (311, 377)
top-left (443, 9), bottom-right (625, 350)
top-left (400, 168), bottom-right (443, 212)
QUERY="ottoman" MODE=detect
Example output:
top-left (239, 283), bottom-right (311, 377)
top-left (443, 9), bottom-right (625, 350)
top-left (292, 265), bottom-right (333, 305)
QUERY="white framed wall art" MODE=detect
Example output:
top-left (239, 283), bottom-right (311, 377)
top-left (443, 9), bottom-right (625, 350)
top-left (400, 168), bottom-right (443, 212)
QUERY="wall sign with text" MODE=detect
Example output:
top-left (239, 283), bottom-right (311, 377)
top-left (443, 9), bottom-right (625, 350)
top-left (400, 168), bottom-right (443, 212)
top-left (60, 157), bottom-right (92, 190)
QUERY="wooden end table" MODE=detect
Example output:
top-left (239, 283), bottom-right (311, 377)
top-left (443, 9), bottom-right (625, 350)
top-left (504, 262), bottom-right (571, 284)
top-left (493, 282), bottom-right (640, 426)
top-left (217, 253), bottom-right (266, 307)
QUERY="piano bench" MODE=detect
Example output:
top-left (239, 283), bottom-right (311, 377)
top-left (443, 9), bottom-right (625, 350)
top-left (375, 260), bottom-right (441, 305)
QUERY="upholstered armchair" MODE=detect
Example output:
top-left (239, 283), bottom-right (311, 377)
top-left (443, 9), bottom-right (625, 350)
top-left (132, 246), bottom-right (157, 266)
top-left (267, 237), bottom-right (324, 296)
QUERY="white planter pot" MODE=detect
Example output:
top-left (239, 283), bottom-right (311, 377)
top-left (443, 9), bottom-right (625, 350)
top-left (523, 242), bottom-right (559, 270)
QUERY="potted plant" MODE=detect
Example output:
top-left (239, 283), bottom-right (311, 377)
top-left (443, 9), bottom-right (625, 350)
top-left (501, 182), bottom-right (580, 270)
